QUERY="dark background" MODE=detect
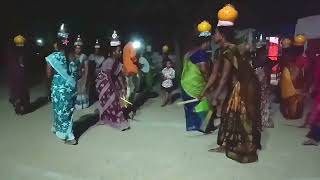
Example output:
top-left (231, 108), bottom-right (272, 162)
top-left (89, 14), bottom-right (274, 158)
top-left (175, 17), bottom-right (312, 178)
top-left (1, 0), bottom-right (319, 63)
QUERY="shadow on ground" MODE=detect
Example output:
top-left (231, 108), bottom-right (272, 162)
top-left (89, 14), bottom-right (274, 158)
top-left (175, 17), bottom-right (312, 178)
top-left (171, 92), bottom-right (181, 103)
top-left (73, 113), bottom-right (99, 140)
top-left (28, 97), bottom-right (49, 113)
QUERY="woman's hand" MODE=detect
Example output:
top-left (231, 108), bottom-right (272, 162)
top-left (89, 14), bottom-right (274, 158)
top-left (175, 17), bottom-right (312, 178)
top-left (198, 90), bottom-right (207, 100)
top-left (197, 95), bottom-right (204, 101)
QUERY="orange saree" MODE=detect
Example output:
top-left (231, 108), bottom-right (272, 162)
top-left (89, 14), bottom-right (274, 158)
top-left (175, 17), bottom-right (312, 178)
top-left (280, 64), bottom-right (305, 119)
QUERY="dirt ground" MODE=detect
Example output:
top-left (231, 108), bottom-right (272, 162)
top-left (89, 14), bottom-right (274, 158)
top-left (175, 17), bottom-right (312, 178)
top-left (0, 84), bottom-right (319, 180)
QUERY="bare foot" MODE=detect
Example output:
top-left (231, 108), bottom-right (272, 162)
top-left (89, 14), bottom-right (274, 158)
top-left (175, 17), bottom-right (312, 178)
top-left (65, 139), bottom-right (77, 145)
top-left (298, 123), bottom-right (307, 128)
top-left (209, 146), bottom-right (225, 153)
top-left (303, 139), bottom-right (318, 146)
top-left (161, 102), bottom-right (168, 107)
top-left (122, 127), bottom-right (131, 131)
top-left (96, 121), bottom-right (105, 125)
top-left (129, 110), bottom-right (137, 120)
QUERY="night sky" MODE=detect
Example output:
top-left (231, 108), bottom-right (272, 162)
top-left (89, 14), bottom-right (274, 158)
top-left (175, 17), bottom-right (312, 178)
top-left (1, 0), bottom-right (319, 58)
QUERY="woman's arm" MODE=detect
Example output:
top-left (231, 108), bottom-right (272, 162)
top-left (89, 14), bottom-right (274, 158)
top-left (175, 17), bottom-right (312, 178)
top-left (212, 58), bottom-right (232, 99)
top-left (201, 59), bottom-right (221, 97)
top-left (198, 62), bottom-right (210, 82)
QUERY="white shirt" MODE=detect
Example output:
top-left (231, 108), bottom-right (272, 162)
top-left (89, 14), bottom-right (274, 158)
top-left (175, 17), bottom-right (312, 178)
top-left (161, 67), bottom-right (175, 88)
top-left (139, 56), bottom-right (150, 73)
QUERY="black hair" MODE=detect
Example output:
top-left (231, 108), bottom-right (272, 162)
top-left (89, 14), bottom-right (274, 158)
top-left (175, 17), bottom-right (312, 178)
top-left (162, 56), bottom-right (173, 68)
top-left (192, 35), bottom-right (211, 47)
top-left (109, 45), bottom-right (121, 55)
top-left (108, 45), bottom-right (123, 62)
top-left (217, 26), bottom-right (235, 43)
top-left (55, 38), bottom-right (68, 51)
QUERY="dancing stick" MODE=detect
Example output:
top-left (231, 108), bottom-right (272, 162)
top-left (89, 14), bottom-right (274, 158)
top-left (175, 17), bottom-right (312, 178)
top-left (120, 97), bottom-right (133, 105)
top-left (176, 99), bottom-right (199, 105)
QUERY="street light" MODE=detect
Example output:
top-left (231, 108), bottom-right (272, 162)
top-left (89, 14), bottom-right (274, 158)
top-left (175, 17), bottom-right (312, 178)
top-left (36, 38), bottom-right (44, 47)
top-left (133, 40), bottom-right (141, 49)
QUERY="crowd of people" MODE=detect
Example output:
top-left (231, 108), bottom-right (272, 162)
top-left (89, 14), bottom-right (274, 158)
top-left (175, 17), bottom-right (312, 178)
top-left (6, 3), bottom-right (319, 163)
top-left (180, 4), bottom-right (320, 163)
top-left (8, 26), bottom-right (169, 143)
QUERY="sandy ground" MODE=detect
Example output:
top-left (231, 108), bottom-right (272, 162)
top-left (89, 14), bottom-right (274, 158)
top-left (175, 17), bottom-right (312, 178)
top-left (0, 83), bottom-right (320, 180)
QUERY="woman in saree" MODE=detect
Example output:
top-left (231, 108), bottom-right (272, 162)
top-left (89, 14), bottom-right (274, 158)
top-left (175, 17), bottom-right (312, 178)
top-left (255, 44), bottom-right (274, 128)
top-left (88, 40), bottom-right (105, 104)
top-left (96, 31), bottom-right (130, 131)
top-left (46, 28), bottom-right (79, 145)
top-left (303, 54), bottom-right (320, 145)
top-left (207, 4), bottom-right (261, 163)
top-left (7, 35), bottom-right (30, 115)
top-left (70, 35), bottom-right (89, 110)
top-left (303, 95), bottom-right (320, 146)
top-left (280, 42), bottom-right (306, 120)
top-left (180, 21), bottom-right (214, 133)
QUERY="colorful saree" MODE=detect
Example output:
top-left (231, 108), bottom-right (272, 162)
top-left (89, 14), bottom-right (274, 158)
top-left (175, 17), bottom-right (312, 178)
top-left (217, 45), bottom-right (261, 163)
top-left (46, 52), bottom-right (79, 141)
top-left (280, 64), bottom-right (304, 119)
top-left (255, 67), bottom-right (274, 128)
top-left (96, 58), bottom-right (129, 130)
top-left (181, 50), bottom-right (214, 133)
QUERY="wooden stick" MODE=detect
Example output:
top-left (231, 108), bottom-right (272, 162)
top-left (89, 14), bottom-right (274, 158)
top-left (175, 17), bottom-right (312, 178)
top-left (120, 97), bottom-right (133, 105)
top-left (176, 98), bottom-right (199, 105)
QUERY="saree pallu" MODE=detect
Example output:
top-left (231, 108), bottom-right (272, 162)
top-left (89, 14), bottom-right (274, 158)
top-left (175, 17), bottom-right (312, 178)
top-left (280, 67), bottom-right (304, 119)
top-left (218, 80), bottom-right (262, 163)
top-left (96, 71), bottom-right (129, 130)
top-left (46, 52), bottom-right (78, 141)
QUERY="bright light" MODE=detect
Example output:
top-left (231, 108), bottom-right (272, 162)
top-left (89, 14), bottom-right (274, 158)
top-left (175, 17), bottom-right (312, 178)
top-left (60, 23), bottom-right (65, 31)
top-left (132, 41), bottom-right (141, 49)
top-left (36, 38), bottom-right (44, 46)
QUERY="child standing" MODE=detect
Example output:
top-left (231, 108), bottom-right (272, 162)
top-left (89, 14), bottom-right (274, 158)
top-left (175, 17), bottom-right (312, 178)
top-left (161, 60), bottom-right (175, 106)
